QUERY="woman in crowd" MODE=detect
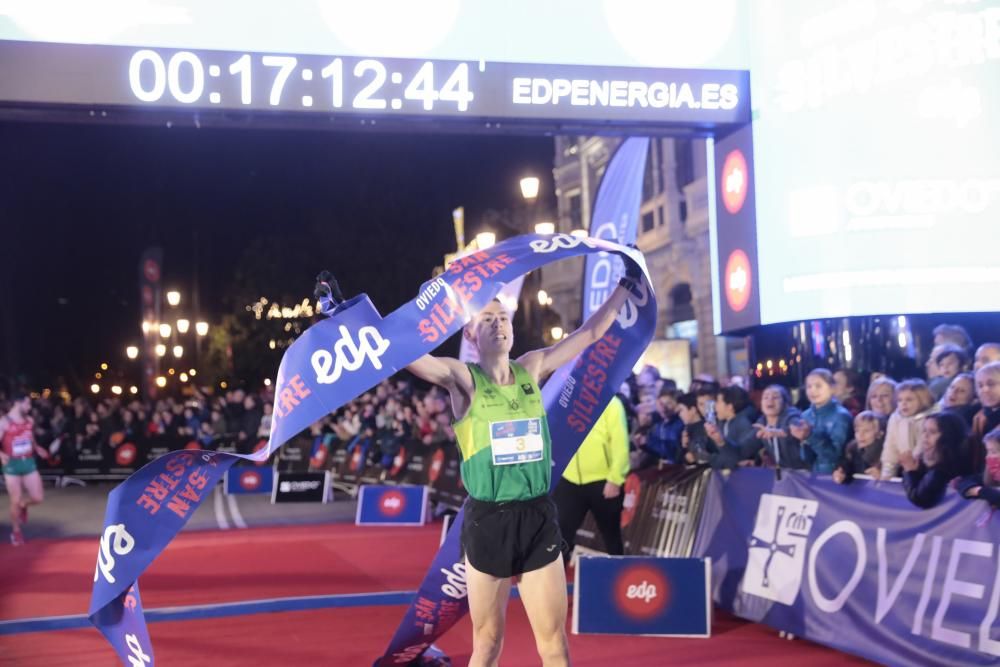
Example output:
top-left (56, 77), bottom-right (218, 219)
top-left (899, 411), bottom-right (965, 508)
top-left (833, 411), bottom-right (885, 484)
top-left (866, 376), bottom-right (898, 418)
top-left (789, 369), bottom-right (853, 475)
top-left (880, 379), bottom-right (936, 479)
top-left (744, 385), bottom-right (808, 470)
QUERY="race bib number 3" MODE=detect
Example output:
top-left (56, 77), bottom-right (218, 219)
top-left (490, 418), bottom-right (544, 465)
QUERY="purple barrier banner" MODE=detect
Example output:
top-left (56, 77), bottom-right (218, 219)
top-left (694, 468), bottom-right (1000, 667)
top-left (88, 233), bottom-right (652, 666)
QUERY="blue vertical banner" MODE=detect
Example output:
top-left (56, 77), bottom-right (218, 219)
top-left (582, 137), bottom-right (650, 321)
top-left (694, 468), bottom-right (1000, 666)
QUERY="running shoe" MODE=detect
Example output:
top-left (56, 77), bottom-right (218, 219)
top-left (10, 530), bottom-right (24, 546)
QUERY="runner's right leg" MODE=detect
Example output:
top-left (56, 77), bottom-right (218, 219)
top-left (466, 557), bottom-right (512, 667)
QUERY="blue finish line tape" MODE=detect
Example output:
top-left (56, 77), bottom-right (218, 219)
top-left (1, 584), bottom-right (571, 636)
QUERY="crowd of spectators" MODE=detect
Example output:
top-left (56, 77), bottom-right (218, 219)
top-left (5, 323), bottom-right (1000, 514)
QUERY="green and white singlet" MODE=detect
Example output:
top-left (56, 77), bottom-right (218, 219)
top-left (452, 362), bottom-right (552, 502)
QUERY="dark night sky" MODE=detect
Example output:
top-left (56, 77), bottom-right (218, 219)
top-left (0, 121), bottom-right (555, 387)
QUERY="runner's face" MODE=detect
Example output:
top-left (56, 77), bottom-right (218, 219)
top-left (474, 302), bottom-right (513, 355)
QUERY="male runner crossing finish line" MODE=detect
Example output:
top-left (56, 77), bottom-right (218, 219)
top-left (403, 260), bottom-right (642, 667)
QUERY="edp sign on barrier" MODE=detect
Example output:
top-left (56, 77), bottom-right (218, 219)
top-left (573, 555), bottom-right (711, 637)
top-left (356, 484), bottom-right (428, 526)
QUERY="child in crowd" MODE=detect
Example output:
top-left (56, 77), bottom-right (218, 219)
top-left (746, 385), bottom-right (808, 470)
top-left (833, 411), bottom-right (885, 484)
top-left (974, 343), bottom-right (1000, 371)
top-left (928, 344), bottom-right (968, 401)
top-left (677, 392), bottom-right (713, 466)
top-left (956, 429), bottom-right (1000, 506)
top-left (899, 412), bottom-right (965, 508)
top-left (866, 376), bottom-right (897, 418)
top-left (940, 372), bottom-right (977, 426)
top-left (973, 362), bottom-right (1000, 442)
top-left (704, 385), bottom-right (757, 469)
top-left (833, 369), bottom-right (864, 417)
top-left (788, 369), bottom-right (853, 474)
top-left (880, 379), bottom-right (936, 479)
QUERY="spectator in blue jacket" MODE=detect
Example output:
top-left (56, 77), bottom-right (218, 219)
top-left (639, 388), bottom-right (684, 466)
top-left (789, 369), bottom-right (853, 474)
top-left (704, 385), bottom-right (756, 469)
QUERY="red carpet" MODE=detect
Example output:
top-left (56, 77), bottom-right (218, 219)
top-left (0, 523), bottom-right (874, 666)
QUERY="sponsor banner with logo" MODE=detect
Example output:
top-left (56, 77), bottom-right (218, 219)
top-left (225, 466), bottom-right (275, 495)
top-left (378, 144), bottom-right (656, 665)
top-left (712, 123), bottom-right (760, 333)
top-left (272, 471), bottom-right (330, 503)
top-left (90, 233), bottom-right (653, 666)
top-left (356, 484), bottom-right (428, 526)
top-left (573, 555), bottom-right (711, 637)
top-left (694, 468), bottom-right (1000, 667)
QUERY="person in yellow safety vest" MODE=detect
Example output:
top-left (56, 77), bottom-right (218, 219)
top-left (552, 394), bottom-right (631, 563)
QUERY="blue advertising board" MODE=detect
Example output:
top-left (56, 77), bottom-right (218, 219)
top-left (356, 484), bottom-right (428, 526)
top-left (573, 555), bottom-right (712, 637)
top-left (224, 466), bottom-right (274, 495)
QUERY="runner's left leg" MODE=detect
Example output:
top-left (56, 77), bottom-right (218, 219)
top-left (518, 554), bottom-right (570, 667)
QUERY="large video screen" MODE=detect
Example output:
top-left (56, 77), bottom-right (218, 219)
top-left (746, 1), bottom-right (1000, 327)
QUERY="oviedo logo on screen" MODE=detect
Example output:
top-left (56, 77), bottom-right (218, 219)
top-left (721, 149), bottom-right (748, 214)
top-left (379, 489), bottom-right (406, 517)
top-left (614, 564), bottom-right (670, 620)
top-left (239, 469), bottom-right (262, 491)
top-left (725, 249), bottom-right (752, 312)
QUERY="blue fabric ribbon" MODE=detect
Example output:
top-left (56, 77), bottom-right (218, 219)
top-left (88, 234), bottom-right (654, 666)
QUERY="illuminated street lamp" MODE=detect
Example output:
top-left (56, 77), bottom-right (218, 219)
top-left (195, 321), bottom-right (209, 336)
top-left (537, 289), bottom-right (549, 306)
top-left (534, 222), bottom-right (555, 235)
top-left (111, 385), bottom-right (122, 395)
top-left (173, 345), bottom-right (183, 358)
top-left (141, 320), bottom-right (151, 334)
top-left (475, 231), bottom-right (496, 250)
top-left (570, 229), bottom-right (588, 238)
top-left (126, 346), bottom-right (139, 359)
top-left (155, 376), bottom-right (167, 388)
top-left (176, 318), bottom-right (190, 334)
top-left (155, 344), bottom-right (167, 357)
top-left (90, 383), bottom-right (100, 394)
top-left (519, 176), bottom-right (540, 201)
top-left (159, 323), bottom-right (172, 338)
top-left (129, 386), bottom-right (138, 395)
top-left (550, 326), bottom-right (564, 340)
top-left (166, 290), bottom-right (181, 307)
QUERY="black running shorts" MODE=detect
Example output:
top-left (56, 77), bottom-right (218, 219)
top-left (461, 494), bottom-right (563, 578)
